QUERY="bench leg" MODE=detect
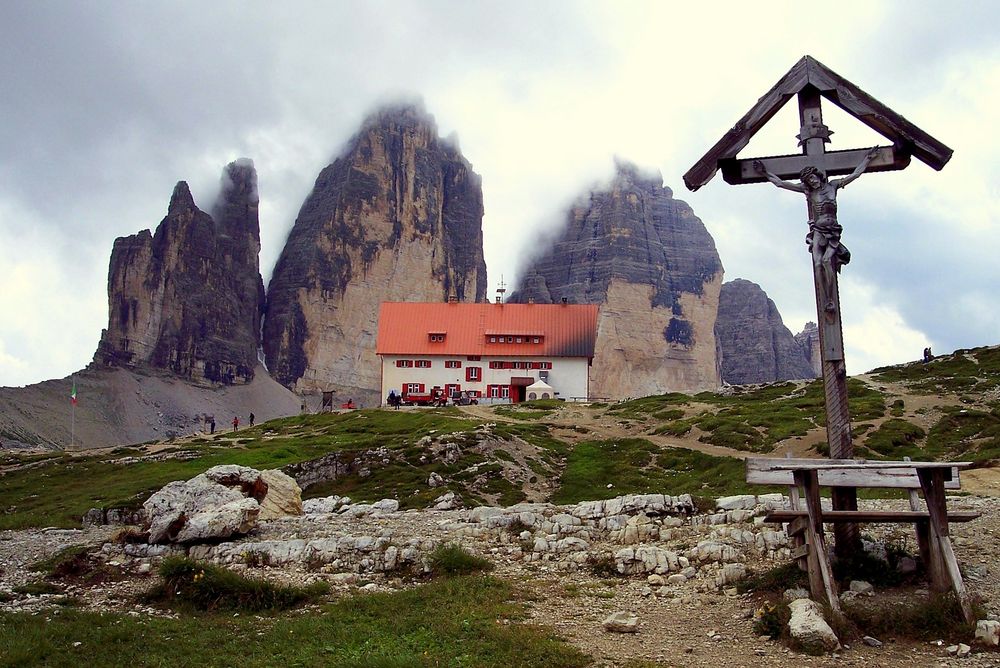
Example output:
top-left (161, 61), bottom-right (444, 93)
top-left (918, 469), bottom-right (974, 625)
top-left (795, 470), bottom-right (842, 619)
top-left (915, 520), bottom-right (948, 592)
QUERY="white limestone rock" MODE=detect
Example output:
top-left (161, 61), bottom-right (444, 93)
top-left (788, 598), bottom-right (840, 653)
top-left (716, 495), bottom-right (756, 511)
top-left (174, 497), bottom-right (260, 543)
top-left (258, 469), bottom-right (303, 520)
top-left (975, 620), bottom-right (1000, 646)
top-left (603, 611), bottom-right (639, 633)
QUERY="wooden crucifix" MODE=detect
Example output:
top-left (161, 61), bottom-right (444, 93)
top-left (684, 56), bottom-right (952, 557)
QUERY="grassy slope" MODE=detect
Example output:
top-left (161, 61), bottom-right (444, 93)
top-left (2, 345), bottom-right (997, 530)
top-left (0, 576), bottom-right (588, 668)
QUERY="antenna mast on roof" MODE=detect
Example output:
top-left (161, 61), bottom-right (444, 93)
top-left (495, 276), bottom-right (506, 304)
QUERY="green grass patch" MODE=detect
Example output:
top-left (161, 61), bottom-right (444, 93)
top-left (552, 439), bottom-right (769, 504)
top-left (0, 575), bottom-right (588, 667)
top-left (0, 409), bottom-right (483, 529)
top-left (143, 557), bottom-right (329, 612)
top-left (843, 592), bottom-right (980, 641)
top-left (12, 581), bottom-right (63, 596)
top-left (429, 544), bottom-right (493, 576)
top-left (605, 393), bottom-right (691, 419)
top-left (863, 419), bottom-right (927, 460)
top-left (871, 346), bottom-right (1000, 395)
top-left (927, 406), bottom-right (1000, 461)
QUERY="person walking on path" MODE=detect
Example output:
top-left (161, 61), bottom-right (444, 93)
top-left (249, 412), bottom-right (255, 428)
top-left (209, 416), bottom-right (216, 434)
top-left (232, 416), bottom-right (239, 432)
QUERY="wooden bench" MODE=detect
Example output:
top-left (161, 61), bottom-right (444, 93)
top-left (746, 456), bottom-right (980, 624)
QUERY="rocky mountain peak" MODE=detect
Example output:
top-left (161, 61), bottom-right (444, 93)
top-left (168, 181), bottom-right (196, 214)
top-left (715, 279), bottom-right (816, 385)
top-left (511, 161), bottom-right (723, 397)
top-left (94, 161), bottom-right (265, 385)
top-left (262, 103), bottom-right (487, 398)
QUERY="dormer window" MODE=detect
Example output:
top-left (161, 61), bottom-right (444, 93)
top-left (428, 332), bottom-right (446, 343)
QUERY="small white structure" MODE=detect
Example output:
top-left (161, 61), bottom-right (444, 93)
top-left (525, 379), bottom-right (555, 401)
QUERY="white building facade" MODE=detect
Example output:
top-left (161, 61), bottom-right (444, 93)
top-left (376, 302), bottom-right (599, 404)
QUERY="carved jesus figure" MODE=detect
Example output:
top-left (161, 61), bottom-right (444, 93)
top-left (753, 147), bottom-right (880, 306)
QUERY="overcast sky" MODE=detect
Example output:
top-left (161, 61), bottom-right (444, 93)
top-left (1, 1), bottom-right (997, 388)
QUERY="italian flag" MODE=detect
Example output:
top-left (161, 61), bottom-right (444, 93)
top-left (70, 380), bottom-right (77, 406)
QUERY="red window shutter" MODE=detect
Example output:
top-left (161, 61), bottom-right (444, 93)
top-left (419, 384), bottom-right (425, 392)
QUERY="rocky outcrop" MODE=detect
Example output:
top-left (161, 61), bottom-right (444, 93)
top-left (794, 322), bottom-right (822, 376)
top-left (142, 465), bottom-right (302, 544)
top-left (94, 159), bottom-right (265, 385)
top-left (510, 161), bottom-right (723, 397)
top-left (263, 103), bottom-right (488, 397)
top-left (715, 279), bottom-right (816, 385)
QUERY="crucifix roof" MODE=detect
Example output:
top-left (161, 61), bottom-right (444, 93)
top-left (683, 56), bottom-right (953, 192)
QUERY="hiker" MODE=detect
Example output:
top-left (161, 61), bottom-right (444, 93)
top-left (232, 416), bottom-right (239, 432)
top-left (209, 416), bottom-right (216, 434)
top-left (249, 412), bottom-right (255, 427)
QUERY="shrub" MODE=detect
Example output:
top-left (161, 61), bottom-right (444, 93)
top-left (144, 557), bottom-right (329, 611)
top-left (753, 601), bottom-right (790, 638)
top-left (428, 544), bottom-right (492, 576)
top-left (586, 553), bottom-right (620, 578)
top-left (243, 549), bottom-right (272, 568)
top-left (843, 592), bottom-right (980, 640)
top-left (737, 562), bottom-right (808, 594)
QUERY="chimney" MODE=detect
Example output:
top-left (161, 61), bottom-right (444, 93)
top-left (561, 297), bottom-right (568, 305)
top-left (495, 296), bottom-right (502, 305)
top-left (447, 294), bottom-right (458, 304)
top-left (527, 297), bottom-right (534, 304)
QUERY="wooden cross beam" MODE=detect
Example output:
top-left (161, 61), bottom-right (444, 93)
top-left (720, 145), bottom-right (907, 186)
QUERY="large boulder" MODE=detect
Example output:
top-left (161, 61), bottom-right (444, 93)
top-left (143, 465), bottom-right (297, 543)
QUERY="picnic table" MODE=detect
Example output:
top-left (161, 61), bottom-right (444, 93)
top-left (746, 456), bottom-right (980, 624)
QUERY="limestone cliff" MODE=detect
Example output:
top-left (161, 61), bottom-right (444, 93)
top-left (263, 103), bottom-right (488, 397)
top-left (94, 159), bottom-right (265, 385)
top-left (715, 279), bottom-right (816, 385)
top-left (794, 321), bottom-right (823, 377)
top-left (510, 161), bottom-right (723, 398)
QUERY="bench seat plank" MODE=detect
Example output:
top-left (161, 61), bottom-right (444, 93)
top-left (746, 457), bottom-right (963, 489)
top-left (764, 509), bottom-right (980, 523)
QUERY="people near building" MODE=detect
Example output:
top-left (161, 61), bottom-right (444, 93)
top-left (232, 415), bottom-right (239, 432)
top-left (208, 415), bottom-right (216, 434)
top-left (249, 412), bottom-right (255, 427)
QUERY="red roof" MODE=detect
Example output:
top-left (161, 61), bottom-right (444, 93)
top-left (376, 302), bottom-right (599, 357)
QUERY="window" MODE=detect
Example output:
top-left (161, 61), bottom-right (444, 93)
top-left (415, 360), bottom-right (432, 368)
top-left (395, 360), bottom-right (413, 368)
top-left (467, 390), bottom-right (481, 398)
top-left (489, 336), bottom-right (497, 343)
top-left (445, 360), bottom-right (462, 369)
top-left (533, 337), bottom-right (540, 344)
top-left (501, 386), bottom-right (510, 398)
top-left (487, 384), bottom-right (501, 398)
top-left (489, 361), bottom-right (504, 369)
top-left (467, 355), bottom-right (481, 361)
top-left (444, 383), bottom-right (461, 396)
top-left (466, 366), bottom-right (481, 382)
top-left (516, 337), bottom-right (523, 344)
top-left (404, 383), bottom-right (424, 394)
top-left (428, 333), bottom-right (445, 343)
top-left (539, 361), bottom-right (552, 369)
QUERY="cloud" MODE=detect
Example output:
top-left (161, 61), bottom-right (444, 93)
top-left (0, 1), bottom-right (997, 387)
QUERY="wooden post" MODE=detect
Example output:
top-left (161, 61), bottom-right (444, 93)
top-left (798, 89), bottom-right (859, 557)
